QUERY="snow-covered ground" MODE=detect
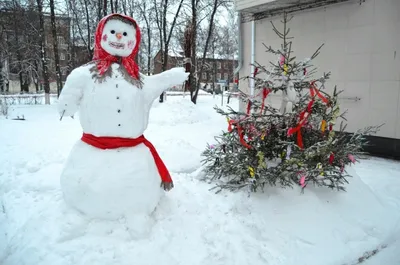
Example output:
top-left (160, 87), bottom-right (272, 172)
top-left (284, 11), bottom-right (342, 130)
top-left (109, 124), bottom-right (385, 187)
top-left (1, 96), bottom-right (400, 265)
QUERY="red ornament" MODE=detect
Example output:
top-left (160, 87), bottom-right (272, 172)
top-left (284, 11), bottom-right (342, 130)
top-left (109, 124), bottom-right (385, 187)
top-left (329, 153), bottom-right (335, 164)
top-left (93, 14), bottom-right (141, 80)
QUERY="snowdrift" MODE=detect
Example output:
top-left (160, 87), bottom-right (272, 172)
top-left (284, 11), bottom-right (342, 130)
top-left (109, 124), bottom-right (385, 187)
top-left (1, 97), bottom-right (399, 265)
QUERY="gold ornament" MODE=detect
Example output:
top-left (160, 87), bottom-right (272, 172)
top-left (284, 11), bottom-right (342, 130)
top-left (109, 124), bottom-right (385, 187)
top-left (321, 120), bottom-right (326, 132)
top-left (283, 64), bottom-right (288, 75)
top-left (248, 166), bottom-right (255, 178)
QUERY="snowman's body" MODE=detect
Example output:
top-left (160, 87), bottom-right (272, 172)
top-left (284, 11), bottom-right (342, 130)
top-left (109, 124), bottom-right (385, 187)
top-left (59, 63), bottom-right (163, 220)
top-left (57, 14), bottom-right (189, 237)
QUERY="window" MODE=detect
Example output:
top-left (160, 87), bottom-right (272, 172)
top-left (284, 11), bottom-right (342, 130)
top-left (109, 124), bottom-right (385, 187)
top-left (217, 62), bottom-right (221, 69)
top-left (216, 73), bottom-right (221, 80)
top-left (202, 72), bottom-right (207, 80)
top-left (57, 36), bottom-right (64, 45)
top-left (60, 53), bottom-right (65, 60)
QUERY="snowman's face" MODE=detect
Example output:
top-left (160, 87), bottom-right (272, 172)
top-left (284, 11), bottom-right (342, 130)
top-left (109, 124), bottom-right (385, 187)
top-left (100, 19), bottom-right (136, 57)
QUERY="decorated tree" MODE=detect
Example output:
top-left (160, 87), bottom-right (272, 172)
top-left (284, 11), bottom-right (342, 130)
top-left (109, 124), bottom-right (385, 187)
top-left (201, 13), bottom-right (380, 193)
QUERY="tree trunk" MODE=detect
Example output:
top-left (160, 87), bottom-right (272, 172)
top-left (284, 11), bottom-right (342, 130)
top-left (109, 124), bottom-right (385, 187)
top-left (103, 0), bottom-right (108, 16)
top-left (147, 26), bottom-right (151, 75)
top-left (110, 0), bottom-right (114, 13)
top-left (11, 6), bottom-right (24, 93)
top-left (34, 60), bottom-right (39, 92)
top-left (183, 21), bottom-right (192, 93)
top-left (36, 0), bottom-right (51, 104)
top-left (192, 0), bottom-right (219, 104)
top-left (159, 0), bottom-right (184, 103)
top-left (83, 0), bottom-right (92, 58)
top-left (189, 0), bottom-right (197, 102)
top-left (50, 0), bottom-right (63, 97)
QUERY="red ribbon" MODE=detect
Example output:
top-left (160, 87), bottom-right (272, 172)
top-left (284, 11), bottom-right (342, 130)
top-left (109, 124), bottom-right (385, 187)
top-left (246, 100), bottom-right (252, 115)
top-left (260, 88), bottom-right (272, 114)
top-left (227, 118), bottom-right (252, 149)
top-left (81, 133), bottom-right (172, 183)
top-left (236, 124), bottom-right (252, 149)
top-left (309, 81), bottom-right (329, 104)
top-left (287, 100), bottom-right (315, 149)
top-left (253, 67), bottom-right (259, 78)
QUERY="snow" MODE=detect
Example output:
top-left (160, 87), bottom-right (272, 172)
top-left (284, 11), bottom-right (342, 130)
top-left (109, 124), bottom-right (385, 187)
top-left (1, 95), bottom-right (400, 265)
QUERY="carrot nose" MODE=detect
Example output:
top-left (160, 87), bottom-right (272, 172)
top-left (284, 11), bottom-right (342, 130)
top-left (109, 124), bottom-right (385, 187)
top-left (116, 33), bottom-right (122, 40)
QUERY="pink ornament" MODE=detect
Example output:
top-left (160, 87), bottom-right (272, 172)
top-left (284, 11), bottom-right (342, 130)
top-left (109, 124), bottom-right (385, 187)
top-left (299, 175), bottom-right (306, 188)
top-left (279, 55), bottom-right (285, 66)
top-left (210, 144), bottom-right (215, 149)
top-left (348, 154), bottom-right (355, 163)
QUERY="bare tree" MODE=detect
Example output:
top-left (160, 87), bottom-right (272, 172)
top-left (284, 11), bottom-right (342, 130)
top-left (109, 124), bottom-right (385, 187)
top-left (36, 0), bottom-right (51, 104)
top-left (154, 0), bottom-right (185, 103)
top-left (137, 0), bottom-right (154, 75)
top-left (191, 0), bottom-right (221, 104)
top-left (49, 0), bottom-right (63, 96)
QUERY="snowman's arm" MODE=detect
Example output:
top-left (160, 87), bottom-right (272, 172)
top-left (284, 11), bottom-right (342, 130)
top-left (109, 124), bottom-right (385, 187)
top-left (57, 69), bottom-right (85, 117)
top-left (142, 67), bottom-right (189, 103)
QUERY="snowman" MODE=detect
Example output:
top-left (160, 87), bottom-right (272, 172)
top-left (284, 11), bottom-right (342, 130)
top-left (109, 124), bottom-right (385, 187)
top-left (57, 14), bottom-right (189, 238)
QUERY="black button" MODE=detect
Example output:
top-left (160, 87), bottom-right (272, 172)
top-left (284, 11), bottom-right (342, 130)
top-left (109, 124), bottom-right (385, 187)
top-left (118, 124), bottom-right (121, 126)
top-left (116, 84), bottom-right (118, 88)
top-left (116, 97), bottom-right (119, 99)
top-left (117, 109), bottom-right (121, 113)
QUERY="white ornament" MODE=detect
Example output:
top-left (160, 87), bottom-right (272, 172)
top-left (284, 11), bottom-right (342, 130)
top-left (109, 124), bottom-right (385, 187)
top-left (279, 81), bottom-right (296, 114)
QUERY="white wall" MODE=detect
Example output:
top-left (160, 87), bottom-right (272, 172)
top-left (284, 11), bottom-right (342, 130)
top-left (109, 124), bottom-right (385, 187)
top-left (239, 0), bottom-right (400, 139)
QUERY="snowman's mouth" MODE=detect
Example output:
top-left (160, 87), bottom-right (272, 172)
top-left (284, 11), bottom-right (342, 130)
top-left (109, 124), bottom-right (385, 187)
top-left (109, 41), bottom-right (125, 49)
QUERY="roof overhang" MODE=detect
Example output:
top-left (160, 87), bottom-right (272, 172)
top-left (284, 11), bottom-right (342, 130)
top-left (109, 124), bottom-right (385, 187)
top-left (239, 0), bottom-right (356, 22)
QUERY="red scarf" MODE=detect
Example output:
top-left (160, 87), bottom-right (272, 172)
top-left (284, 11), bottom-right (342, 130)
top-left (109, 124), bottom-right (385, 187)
top-left (92, 14), bottom-right (141, 80)
top-left (81, 133), bottom-right (172, 184)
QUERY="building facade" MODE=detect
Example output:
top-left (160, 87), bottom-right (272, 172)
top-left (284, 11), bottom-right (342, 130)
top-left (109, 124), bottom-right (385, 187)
top-left (0, 8), bottom-right (72, 93)
top-left (153, 50), bottom-right (239, 85)
top-left (235, 0), bottom-right (400, 158)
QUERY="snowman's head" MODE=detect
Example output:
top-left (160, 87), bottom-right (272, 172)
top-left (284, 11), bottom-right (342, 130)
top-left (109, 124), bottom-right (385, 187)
top-left (100, 16), bottom-right (137, 57)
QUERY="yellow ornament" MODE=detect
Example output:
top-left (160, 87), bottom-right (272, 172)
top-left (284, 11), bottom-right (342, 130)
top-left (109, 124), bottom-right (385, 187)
top-left (316, 163), bottom-right (322, 169)
top-left (261, 132), bottom-right (265, 140)
top-left (248, 166), bottom-right (255, 178)
top-left (283, 64), bottom-right (288, 75)
top-left (321, 120), bottom-right (326, 132)
top-left (257, 152), bottom-right (267, 169)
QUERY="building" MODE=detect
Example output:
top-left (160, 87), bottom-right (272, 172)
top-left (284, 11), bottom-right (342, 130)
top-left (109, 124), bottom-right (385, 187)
top-left (0, 7), bottom-right (72, 93)
top-left (153, 50), bottom-right (239, 87)
top-left (234, 0), bottom-right (400, 158)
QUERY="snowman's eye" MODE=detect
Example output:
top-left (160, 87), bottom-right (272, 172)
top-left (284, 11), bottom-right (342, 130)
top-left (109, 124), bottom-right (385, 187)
top-left (111, 30), bottom-right (115, 34)
top-left (123, 32), bottom-right (127, 36)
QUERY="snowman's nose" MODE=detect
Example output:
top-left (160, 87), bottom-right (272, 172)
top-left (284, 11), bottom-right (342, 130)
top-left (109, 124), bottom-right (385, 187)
top-left (116, 33), bottom-right (122, 40)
